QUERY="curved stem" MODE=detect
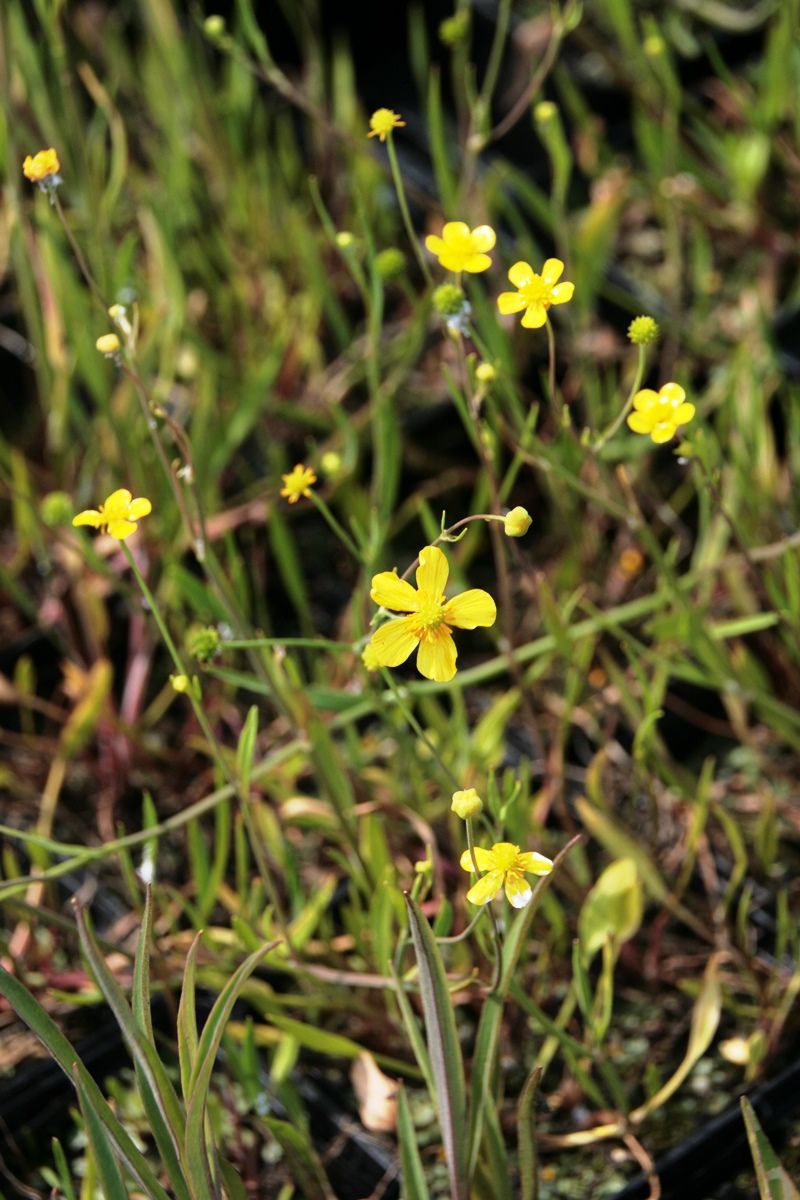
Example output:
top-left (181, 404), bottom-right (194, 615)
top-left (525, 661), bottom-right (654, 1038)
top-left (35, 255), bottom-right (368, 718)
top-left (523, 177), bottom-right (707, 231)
top-left (594, 344), bottom-right (647, 452)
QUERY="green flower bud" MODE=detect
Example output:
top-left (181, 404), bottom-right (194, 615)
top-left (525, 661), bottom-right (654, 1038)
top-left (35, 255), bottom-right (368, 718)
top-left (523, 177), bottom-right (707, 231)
top-left (375, 247), bottom-right (406, 280)
top-left (41, 491), bottom-right (73, 526)
top-left (186, 624), bottom-right (220, 662)
top-left (433, 283), bottom-right (466, 317)
top-left (627, 315), bottom-right (660, 345)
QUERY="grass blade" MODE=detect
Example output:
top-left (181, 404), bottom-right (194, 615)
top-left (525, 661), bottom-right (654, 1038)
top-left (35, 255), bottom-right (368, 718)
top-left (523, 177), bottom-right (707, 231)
top-left (403, 894), bottom-right (467, 1200)
top-left (75, 1067), bottom-right (128, 1200)
top-left (741, 1097), bottom-right (800, 1200)
top-left (178, 931), bottom-right (203, 1102)
top-left (396, 1084), bottom-right (430, 1200)
top-left (518, 1066), bottom-right (543, 1200)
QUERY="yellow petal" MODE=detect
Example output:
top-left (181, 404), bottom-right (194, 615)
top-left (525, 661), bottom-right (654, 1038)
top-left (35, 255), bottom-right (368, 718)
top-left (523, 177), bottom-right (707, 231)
top-left (497, 291), bottom-right (527, 315)
top-left (651, 423), bottom-right (676, 444)
top-left (466, 869), bottom-right (505, 906)
top-left (521, 303), bottom-right (547, 329)
top-left (107, 519), bottom-right (138, 540)
top-left (442, 221), bottom-right (470, 243)
top-left (470, 225), bottom-right (496, 252)
top-left (72, 509), bottom-right (103, 528)
top-left (439, 250), bottom-right (468, 272)
top-left (128, 497), bottom-right (152, 520)
top-left (416, 544), bottom-right (448, 598)
top-left (416, 627), bottom-right (457, 682)
top-left (674, 403), bottom-right (695, 425)
top-left (463, 253), bottom-right (492, 274)
top-left (460, 846), bottom-right (497, 872)
top-left (424, 235), bottom-right (444, 256)
top-left (517, 851), bottom-right (554, 875)
top-left (103, 488), bottom-right (133, 512)
top-left (366, 616), bottom-right (419, 668)
top-left (627, 412), bottom-right (654, 434)
top-left (660, 382), bottom-right (685, 404)
top-left (504, 871), bottom-right (533, 909)
top-left (443, 588), bottom-right (496, 629)
top-left (632, 389), bottom-right (658, 412)
top-left (550, 281), bottom-right (574, 304)
top-left (507, 261), bottom-right (533, 288)
top-left (541, 258), bottom-right (564, 285)
top-left (370, 571), bottom-right (419, 612)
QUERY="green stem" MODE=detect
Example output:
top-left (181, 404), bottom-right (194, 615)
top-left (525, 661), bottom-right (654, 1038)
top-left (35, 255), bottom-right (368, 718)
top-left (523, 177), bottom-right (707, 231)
top-left (309, 491), bottom-right (363, 561)
top-left (379, 668), bottom-right (461, 792)
top-left (594, 344), bottom-right (647, 452)
top-left (121, 543), bottom-right (294, 951)
top-left (465, 818), bottom-right (503, 993)
top-left (386, 134), bottom-right (432, 286)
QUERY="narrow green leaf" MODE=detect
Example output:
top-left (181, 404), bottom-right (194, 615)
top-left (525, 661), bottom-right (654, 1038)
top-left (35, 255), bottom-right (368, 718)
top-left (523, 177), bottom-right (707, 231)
top-left (403, 894), bottom-right (467, 1200)
top-left (263, 1116), bottom-right (333, 1200)
top-left (185, 942), bottom-right (280, 1198)
top-left (75, 1069), bottom-right (128, 1200)
top-left (51, 1137), bottom-right (77, 1200)
top-left (0, 967), bottom-right (171, 1200)
top-left (396, 1085), bottom-right (430, 1200)
top-left (518, 1066), bottom-right (542, 1200)
top-left (178, 932), bottom-right (203, 1102)
top-left (236, 705), bottom-right (259, 798)
top-left (741, 1097), bottom-right (800, 1200)
top-left (133, 884), bottom-right (155, 1043)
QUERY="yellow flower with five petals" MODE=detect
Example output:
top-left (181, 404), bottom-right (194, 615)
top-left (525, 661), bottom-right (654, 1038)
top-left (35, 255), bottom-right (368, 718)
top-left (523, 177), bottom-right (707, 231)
top-left (626, 383), bottom-right (695, 444)
top-left (425, 222), bottom-right (496, 274)
top-left (72, 488), bottom-right (152, 540)
top-left (363, 544), bottom-right (496, 683)
top-left (497, 258), bottom-right (574, 328)
top-left (460, 841), bottom-right (553, 908)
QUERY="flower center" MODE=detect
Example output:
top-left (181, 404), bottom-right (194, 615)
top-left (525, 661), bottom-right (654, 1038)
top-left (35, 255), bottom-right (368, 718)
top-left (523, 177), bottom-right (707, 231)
top-left (490, 842), bottom-right (522, 871)
top-left (416, 596), bottom-right (446, 635)
top-left (519, 276), bottom-right (550, 307)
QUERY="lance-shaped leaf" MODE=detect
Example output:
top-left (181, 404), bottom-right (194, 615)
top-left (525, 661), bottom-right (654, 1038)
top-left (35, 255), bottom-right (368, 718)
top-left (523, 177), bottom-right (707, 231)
top-left (741, 1097), bottom-right (800, 1200)
top-left (403, 894), bottom-right (467, 1200)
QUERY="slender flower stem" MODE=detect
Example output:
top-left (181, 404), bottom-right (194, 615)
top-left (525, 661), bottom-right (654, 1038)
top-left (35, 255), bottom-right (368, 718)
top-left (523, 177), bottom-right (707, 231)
top-left (309, 491), bottom-right (363, 561)
top-left (378, 668), bottom-right (461, 793)
top-left (121, 542), bottom-right (294, 951)
top-left (545, 316), bottom-right (559, 425)
top-left (386, 134), bottom-right (433, 286)
top-left (53, 196), bottom-right (108, 314)
top-left (594, 345), bottom-right (647, 452)
top-left (465, 817), bottom-right (503, 993)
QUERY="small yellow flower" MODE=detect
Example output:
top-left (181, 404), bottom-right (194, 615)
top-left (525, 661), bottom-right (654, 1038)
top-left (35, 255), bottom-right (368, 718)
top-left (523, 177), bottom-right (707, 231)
top-left (72, 488), bottom-right (153, 540)
top-left (627, 382), bottom-right (695, 444)
top-left (367, 108), bottom-right (406, 142)
top-left (497, 258), bottom-right (574, 328)
top-left (96, 333), bottom-right (121, 356)
top-left (363, 544), bottom-right (496, 683)
top-left (475, 362), bottom-right (496, 384)
top-left (280, 464), bottom-right (317, 504)
top-left (504, 506), bottom-right (532, 538)
top-left (451, 788), bottom-right (483, 819)
top-left (22, 148), bottom-right (60, 182)
top-left (460, 841), bottom-right (553, 908)
top-left (425, 222), bottom-right (496, 274)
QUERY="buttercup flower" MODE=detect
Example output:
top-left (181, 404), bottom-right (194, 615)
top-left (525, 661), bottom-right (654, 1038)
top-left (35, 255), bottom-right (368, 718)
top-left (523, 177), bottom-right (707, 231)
top-left (451, 788), bottom-right (483, 820)
top-left (364, 544), bottom-right (496, 683)
top-left (72, 488), bottom-right (152, 540)
top-left (280, 464), bottom-right (317, 504)
top-left (96, 333), bottom-right (121, 356)
top-left (628, 315), bottom-right (659, 345)
top-left (460, 841), bottom-right (553, 908)
top-left (22, 148), bottom-right (60, 182)
top-left (425, 222), bottom-right (496, 274)
top-left (367, 109), bottom-right (405, 142)
top-left (497, 258), bottom-right (574, 328)
top-left (504, 506), bottom-right (532, 538)
top-left (627, 382), bottom-right (695, 444)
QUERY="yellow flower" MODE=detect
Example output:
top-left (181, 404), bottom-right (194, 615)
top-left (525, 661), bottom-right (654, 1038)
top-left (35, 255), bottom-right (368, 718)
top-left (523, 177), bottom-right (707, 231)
top-left (367, 108), bottom-right (406, 141)
top-left (475, 362), bottom-right (496, 383)
top-left (460, 841), bottom-right (553, 908)
top-left (626, 382), bottom-right (695, 444)
top-left (72, 488), bottom-right (153, 540)
top-left (364, 544), bottom-right (496, 683)
top-left (497, 258), bottom-right (574, 328)
top-left (22, 148), bottom-right (60, 182)
top-left (425, 222), bottom-right (496, 274)
top-left (96, 333), bottom-right (121, 356)
top-left (504, 506), bottom-right (532, 538)
top-left (280, 463), bottom-right (317, 504)
top-left (451, 788), bottom-right (483, 819)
